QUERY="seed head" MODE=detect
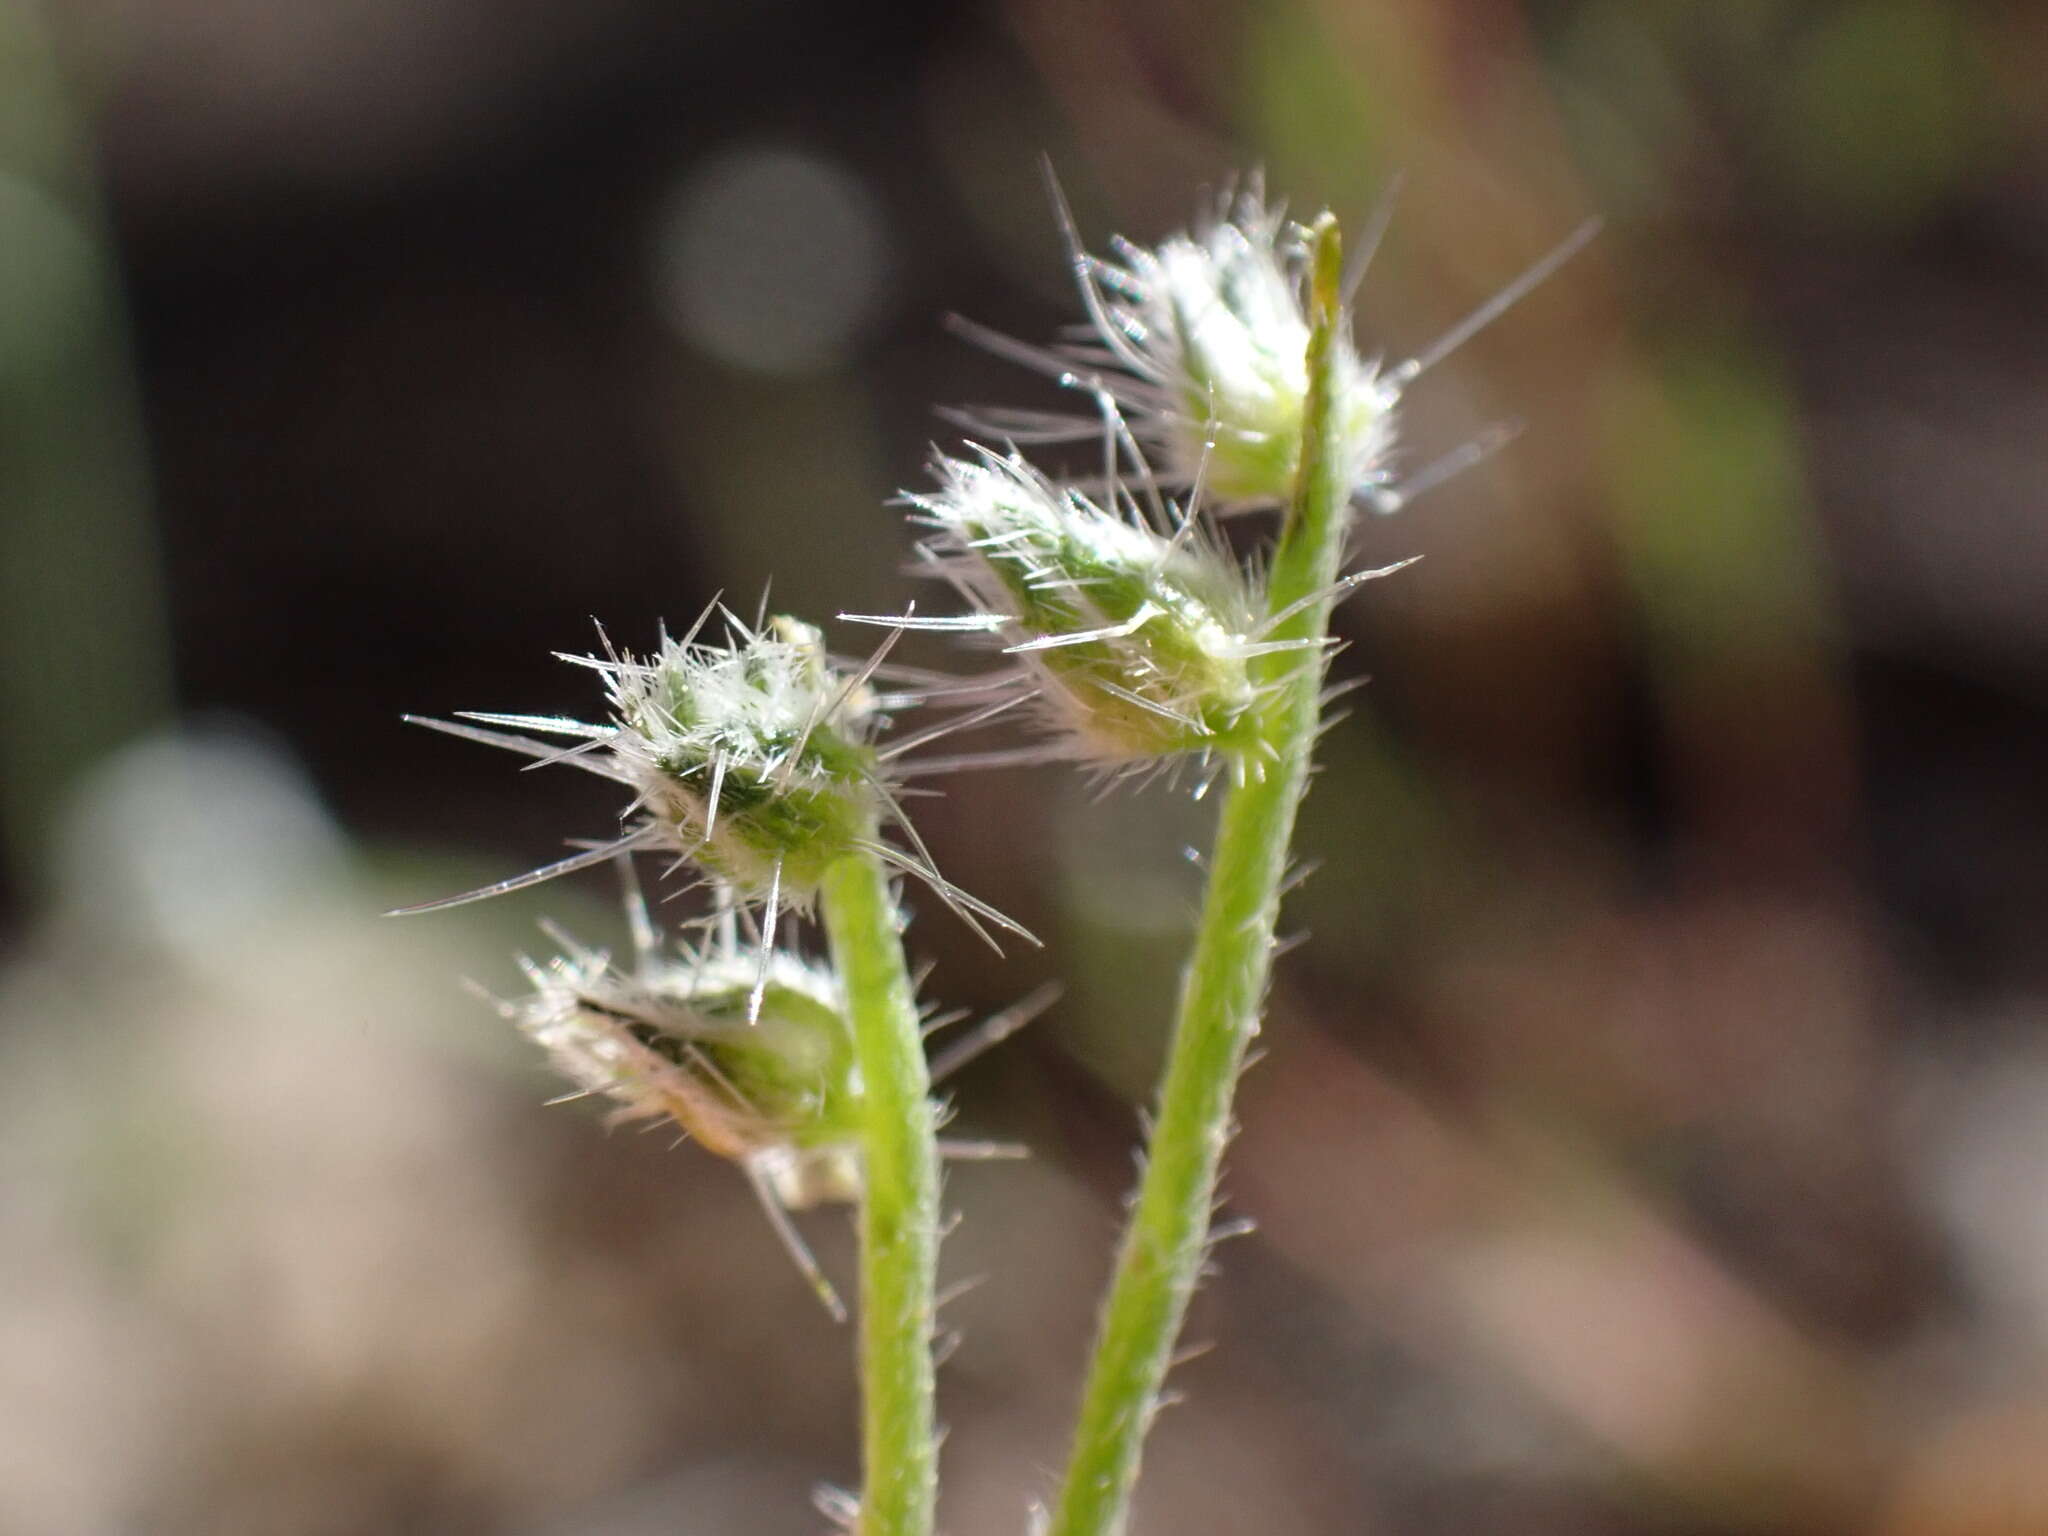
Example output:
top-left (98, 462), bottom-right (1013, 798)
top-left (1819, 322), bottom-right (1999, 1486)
top-left (507, 935), bottom-right (866, 1206)
top-left (489, 909), bottom-right (1048, 1316)
top-left (489, 925), bottom-right (864, 1315)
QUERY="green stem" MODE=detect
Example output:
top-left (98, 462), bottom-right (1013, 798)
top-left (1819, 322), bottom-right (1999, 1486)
top-left (1048, 215), bottom-right (1353, 1536)
top-left (820, 844), bottom-right (940, 1536)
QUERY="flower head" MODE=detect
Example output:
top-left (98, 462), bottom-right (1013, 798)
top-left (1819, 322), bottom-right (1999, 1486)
top-left (901, 448), bottom-right (1283, 775)
top-left (1095, 190), bottom-right (1396, 504)
top-left (396, 606), bottom-right (1031, 950)
top-left (955, 179), bottom-right (1398, 510)
top-left (509, 934), bottom-right (865, 1199)
top-left (493, 925), bottom-right (863, 1314)
top-left (597, 612), bottom-right (881, 898)
top-left (490, 910), bottom-right (1050, 1316)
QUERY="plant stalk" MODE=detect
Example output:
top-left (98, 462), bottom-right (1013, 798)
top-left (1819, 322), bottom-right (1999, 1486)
top-left (821, 843), bottom-right (940, 1536)
top-left (1047, 215), bottom-right (1353, 1536)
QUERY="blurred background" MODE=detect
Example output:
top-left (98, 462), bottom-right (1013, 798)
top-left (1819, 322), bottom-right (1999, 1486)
top-left (3, 0), bottom-right (2046, 1531)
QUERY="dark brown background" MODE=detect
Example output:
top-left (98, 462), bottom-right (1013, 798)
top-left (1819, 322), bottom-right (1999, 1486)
top-left (3, 1), bottom-right (2046, 1532)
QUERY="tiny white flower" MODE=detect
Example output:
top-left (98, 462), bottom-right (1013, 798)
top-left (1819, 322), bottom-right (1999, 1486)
top-left (955, 178), bottom-right (1398, 510)
top-left (954, 172), bottom-right (1601, 517)
top-left (1108, 192), bottom-right (1396, 505)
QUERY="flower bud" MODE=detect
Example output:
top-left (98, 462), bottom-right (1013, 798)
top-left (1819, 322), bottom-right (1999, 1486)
top-left (401, 607), bottom-right (1034, 949)
top-left (397, 611), bottom-right (897, 919)
top-left (1120, 194), bottom-right (1396, 505)
top-left (600, 613), bottom-right (882, 900)
top-left (910, 449), bottom-right (1275, 771)
top-left (955, 181), bottom-right (1398, 510)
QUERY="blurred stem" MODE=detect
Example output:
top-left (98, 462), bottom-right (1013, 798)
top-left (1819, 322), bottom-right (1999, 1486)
top-left (0, 3), bottom-right (174, 903)
top-left (820, 842), bottom-right (939, 1536)
top-left (1048, 216), bottom-right (1351, 1536)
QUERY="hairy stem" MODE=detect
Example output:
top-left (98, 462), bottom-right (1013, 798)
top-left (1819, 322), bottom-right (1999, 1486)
top-left (1047, 215), bottom-right (1352, 1536)
top-left (821, 844), bottom-right (940, 1536)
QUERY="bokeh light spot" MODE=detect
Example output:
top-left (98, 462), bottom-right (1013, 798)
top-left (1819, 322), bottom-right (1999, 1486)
top-left (653, 145), bottom-right (890, 376)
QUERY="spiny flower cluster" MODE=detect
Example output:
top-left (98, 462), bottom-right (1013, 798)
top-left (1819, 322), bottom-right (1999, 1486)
top-left (399, 608), bottom-right (1022, 945)
top-left (956, 178), bottom-right (1398, 511)
top-left (490, 908), bottom-right (1048, 1316)
top-left (903, 448), bottom-right (1281, 774)
top-left (879, 446), bottom-right (1415, 784)
top-left (508, 933), bottom-right (864, 1196)
top-left (491, 920), bottom-right (863, 1316)
top-left (1070, 186), bottom-right (1398, 506)
top-left (597, 612), bottom-right (880, 898)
